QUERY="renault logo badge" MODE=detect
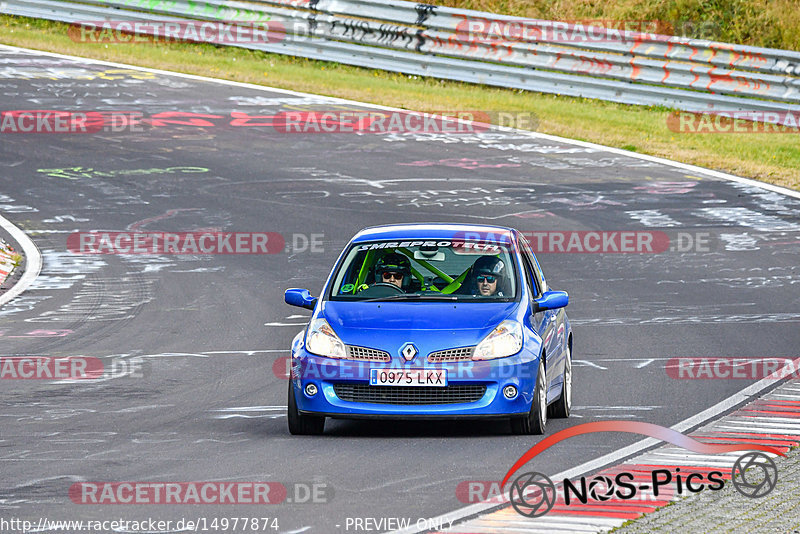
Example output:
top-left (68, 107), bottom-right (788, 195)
top-left (400, 343), bottom-right (418, 362)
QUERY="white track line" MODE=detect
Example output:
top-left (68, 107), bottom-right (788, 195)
top-left (0, 213), bottom-right (41, 307)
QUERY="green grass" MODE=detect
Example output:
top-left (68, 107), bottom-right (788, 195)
top-left (1, 14), bottom-right (798, 191)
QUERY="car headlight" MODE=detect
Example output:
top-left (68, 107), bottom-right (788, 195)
top-left (306, 318), bottom-right (347, 359)
top-left (472, 320), bottom-right (522, 360)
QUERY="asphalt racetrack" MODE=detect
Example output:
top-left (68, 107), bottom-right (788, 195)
top-left (1, 45), bottom-right (799, 533)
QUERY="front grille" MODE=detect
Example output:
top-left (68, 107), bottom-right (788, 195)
top-left (333, 384), bottom-right (486, 405)
top-left (428, 346), bottom-right (474, 363)
top-left (346, 345), bottom-right (391, 362)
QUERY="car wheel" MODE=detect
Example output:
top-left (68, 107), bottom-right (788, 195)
top-left (549, 345), bottom-right (571, 419)
top-left (511, 357), bottom-right (547, 435)
top-left (287, 381), bottom-right (325, 435)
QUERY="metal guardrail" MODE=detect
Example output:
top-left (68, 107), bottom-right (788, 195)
top-left (3, 0), bottom-right (800, 118)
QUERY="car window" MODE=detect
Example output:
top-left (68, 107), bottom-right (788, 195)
top-left (328, 239), bottom-right (518, 302)
top-left (518, 235), bottom-right (547, 296)
top-left (518, 243), bottom-right (540, 298)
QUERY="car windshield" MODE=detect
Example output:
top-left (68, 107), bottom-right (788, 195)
top-left (329, 239), bottom-right (518, 302)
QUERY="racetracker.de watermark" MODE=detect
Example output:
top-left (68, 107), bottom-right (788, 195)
top-left (454, 18), bottom-right (716, 43)
top-left (667, 110), bottom-right (800, 133)
top-left (0, 110), bottom-right (539, 134)
top-left (271, 111), bottom-right (537, 134)
top-left (0, 356), bottom-right (147, 380)
top-left (0, 356), bottom-right (103, 379)
top-left (67, 232), bottom-right (324, 254)
top-left (521, 231), bottom-right (668, 253)
top-left (278, 358), bottom-right (504, 381)
top-left (0, 111), bottom-right (140, 134)
top-left (667, 357), bottom-right (800, 380)
top-left (454, 231), bottom-right (722, 254)
top-left (69, 481), bottom-right (332, 504)
top-left (69, 20), bottom-right (288, 44)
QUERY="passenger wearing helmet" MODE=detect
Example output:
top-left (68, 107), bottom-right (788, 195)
top-left (373, 252), bottom-right (411, 290)
top-left (471, 256), bottom-right (507, 297)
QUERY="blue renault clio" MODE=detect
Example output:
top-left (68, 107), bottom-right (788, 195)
top-left (285, 223), bottom-right (571, 435)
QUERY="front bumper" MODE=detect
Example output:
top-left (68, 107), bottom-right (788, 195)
top-left (290, 348), bottom-right (541, 418)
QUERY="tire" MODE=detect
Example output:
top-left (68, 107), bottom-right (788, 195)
top-left (549, 345), bottom-right (572, 419)
top-left (510, 357), bottom-right (547, 435)
top-left (287, 381), bottom-right (325, 435)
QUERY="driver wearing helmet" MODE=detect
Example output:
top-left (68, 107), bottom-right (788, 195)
top-left (356, 252), bottom-right (411, 293)
top-left (374, 252), bottom-right (411, 289)
top-left (471, 256), bottom-right (507, 297)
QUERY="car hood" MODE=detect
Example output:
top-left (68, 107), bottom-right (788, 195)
top-left (319, 300), bottom-right (518, 353)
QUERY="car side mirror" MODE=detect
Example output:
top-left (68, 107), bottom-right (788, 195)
top-left (533, 290), bottom-right (569, 312)
top-left (285, 288), bottom-right (318, 310)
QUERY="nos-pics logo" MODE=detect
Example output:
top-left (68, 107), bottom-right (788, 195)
top-left (502, 421), bottom-right (780, 518)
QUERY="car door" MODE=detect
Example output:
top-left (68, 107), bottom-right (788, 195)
top-left (518, 236), bottom-right (564, 403)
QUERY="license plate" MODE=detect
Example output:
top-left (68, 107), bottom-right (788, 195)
top-left (369, 369), bottom-right (447, 387)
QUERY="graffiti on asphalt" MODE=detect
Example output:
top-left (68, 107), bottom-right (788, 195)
top-left (36, 166), bottom-right (209, 180)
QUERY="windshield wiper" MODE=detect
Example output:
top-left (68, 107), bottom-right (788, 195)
top-left (363, 294), bottom-right (459, 302)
